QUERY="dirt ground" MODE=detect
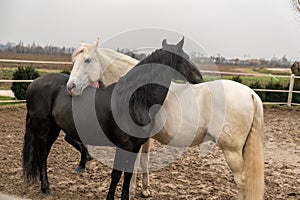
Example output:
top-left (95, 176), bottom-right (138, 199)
top-left (0, 105), bottom-right (299, 200)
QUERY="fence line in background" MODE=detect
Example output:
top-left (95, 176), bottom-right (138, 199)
top-left (0, 71), bottom-right (300, 106)
top-left (0, 80), bottom-right (33, 83)
top-left (201, 70), bottom-right (300, 78)
top-left (201, 70), bottom-right (300, 106)
top-left (0, 59), bottom-right (72, 65)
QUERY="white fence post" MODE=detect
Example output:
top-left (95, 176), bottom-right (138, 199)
top-left (287, 74), bottom-right (295, 107)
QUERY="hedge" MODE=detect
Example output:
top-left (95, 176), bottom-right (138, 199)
top-left (11, 66), bottom-right (40, 100)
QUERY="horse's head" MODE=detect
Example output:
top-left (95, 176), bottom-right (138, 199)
top-left (160, 37), bottom-right (203, 84)
top-left (67, 39), bottom-right (103, 96)
top-left (291, 61), bottom-right (300, 76)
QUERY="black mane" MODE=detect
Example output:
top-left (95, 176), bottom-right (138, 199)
top-left (111, 48), bottom-right (197, 133)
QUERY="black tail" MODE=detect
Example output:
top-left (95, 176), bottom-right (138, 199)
top-left (23, 112), bottom-right (40, 183)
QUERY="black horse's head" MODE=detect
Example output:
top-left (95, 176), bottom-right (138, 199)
top-left (140, 37), bottom-right (203, 84)
top-left (164, 37), bottom-right (203, 84)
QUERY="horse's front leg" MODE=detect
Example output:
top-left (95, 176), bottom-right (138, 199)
top-left (107, 148), bottom-right (125, 200)
top-left (140, 139), bottom-right (151, 197)
top-left (107, 146), bottom-right (141, 200)
top-left (121, 150), bottom-right (139, 200)
top-left (129, 150), bottom-right (140, 196)
top-left (107, 169), bottom-right (123, 200)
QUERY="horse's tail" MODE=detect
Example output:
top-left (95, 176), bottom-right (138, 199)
top-left (23, 112), bottom-right (40, 183)
top-left (243, 93), bottom-right (264, 200)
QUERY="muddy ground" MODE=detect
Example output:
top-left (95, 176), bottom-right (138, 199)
top-left (0, 105), bottom-right (299, 199)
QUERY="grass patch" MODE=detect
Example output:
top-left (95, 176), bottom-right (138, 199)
top-left (0, 67), bottom-right (61, 79)
top-left (253, 67), bottom-right (291, 76)
top-left (222, 75), bottom-right (290, 87)
top-left (36, 68), bottom-right (62, 76)
top-left (0, 95), bottom-right (22, 106)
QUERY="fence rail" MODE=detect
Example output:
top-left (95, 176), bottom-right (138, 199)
top-left (0, 80), bottom-right (33, 83)
top-left (201, 70), bottom-right (300, 106)
top-left (1, 71), bottom-right (300, 106)
top-left (0, 59), bottom-right (72, 65)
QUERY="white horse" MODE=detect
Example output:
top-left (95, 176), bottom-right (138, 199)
top-left (67, 39), bottom-right (139, 96)
top-left (67, 39), bottom-right (264, 200)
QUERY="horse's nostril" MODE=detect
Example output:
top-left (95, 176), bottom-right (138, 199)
top-left (67, 82), bottom-right (76, 92)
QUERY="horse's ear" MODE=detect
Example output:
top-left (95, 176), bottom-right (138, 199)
top-left (94, 37), bottom-right (99, 48)
top-left (162, 39), bottom-right (168, 48)
top-left (176, 37), bottom-right (184, 49)
top-left (80, 40), bottom-right (84, 46)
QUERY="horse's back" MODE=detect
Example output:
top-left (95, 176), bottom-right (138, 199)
top-left (26, 73), bottom-right (69, 117)
top-left (26, 73), bottom-right (69, 96)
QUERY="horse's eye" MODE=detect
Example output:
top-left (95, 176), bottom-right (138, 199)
top-left (84, 58), bottom-right (91, 63)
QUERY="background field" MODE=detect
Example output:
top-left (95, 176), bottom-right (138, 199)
top-left (2, 52), bottom-right (298, 105)
top-left (0, 52), bottom-right (293, 88)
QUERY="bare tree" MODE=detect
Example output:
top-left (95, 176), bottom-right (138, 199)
top-left (291, 0), bottom-right (300, 12)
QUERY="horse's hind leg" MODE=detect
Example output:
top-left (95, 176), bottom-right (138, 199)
top-left (65, 135), bottom-right (91, 172)
top-left (46, 122), bottom-right (61, 155)
top-left (64, 134), bottom-right (92, 173)
top-left (33, 119), bottom-right (52, 195)
top-left (75, 142), bottom-right (90, 173)
top-left (37, 121), bottom-right (60, 196)
top-left (222, 149), bottom-right (246, 199)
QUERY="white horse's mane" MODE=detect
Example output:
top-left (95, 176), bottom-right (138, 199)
top-left (69, 42), bottom-right (139, 87)
top-left (71, 43), bottom-right (137, 63)
top-left (71, 43), bottom-right (95, 61)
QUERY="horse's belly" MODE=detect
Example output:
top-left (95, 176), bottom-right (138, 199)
top-left (152, 123), bottom-right (207, 147)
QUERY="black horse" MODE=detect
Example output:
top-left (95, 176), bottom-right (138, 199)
top-left (23, 40), bottom-right (203, 200)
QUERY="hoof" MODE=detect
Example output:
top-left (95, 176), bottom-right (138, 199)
top-left (73, 166), bottom-right (85, 173)
top-left (42, 188), bottom-right (51, 197)
top-left (106, 194), bottom-right (114, 200)
top-left (141, 189), bottom-right (150, 197)
top-left (87, 154), bottom-right (93, 161)
top-left (129, 189), bottom-right (136, 197)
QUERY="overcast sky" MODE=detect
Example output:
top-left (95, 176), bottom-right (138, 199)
top-left (1, 0), bottom-right (300, 60)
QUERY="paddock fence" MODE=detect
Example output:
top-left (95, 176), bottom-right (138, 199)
top-left (0, 70), bottom-right (300, 106)
top-left (201, 70), bottom-right (300, 106)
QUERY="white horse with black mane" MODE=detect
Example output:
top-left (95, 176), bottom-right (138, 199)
top-left (67, 38), bottom-right (264, 200)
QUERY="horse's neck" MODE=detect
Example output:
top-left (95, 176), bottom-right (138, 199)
top-left (97, 48), bottom-right (138, 85)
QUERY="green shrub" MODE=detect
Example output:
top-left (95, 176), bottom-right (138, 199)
top-left (61, 69), bottom-right (71, 75)
top-left (231, 75), bottom-right (242, 83)
top-left (11, 66), bottom-right (40, 100)
top-left (292, 83), bottom-right (300, 103)
top-left (249, 79), bottom-right (300, 104)
top-left (264, 81), bottom-right (288, 103)
top-left (249, 81), bottom-right (266, 101)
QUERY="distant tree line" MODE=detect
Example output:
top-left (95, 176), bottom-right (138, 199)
top-left (190, 52), bottom-right (293, 67)
top-left (116, 48), bottom-right (148, 60)
top-left (0, 41), bottom-right (74, 56)
top-left (291, 0), bottom-right (300, 12)
top-left (0, 41), bottom-right (295, 67)
top-left (118, 49), bottom-right (293, 67)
